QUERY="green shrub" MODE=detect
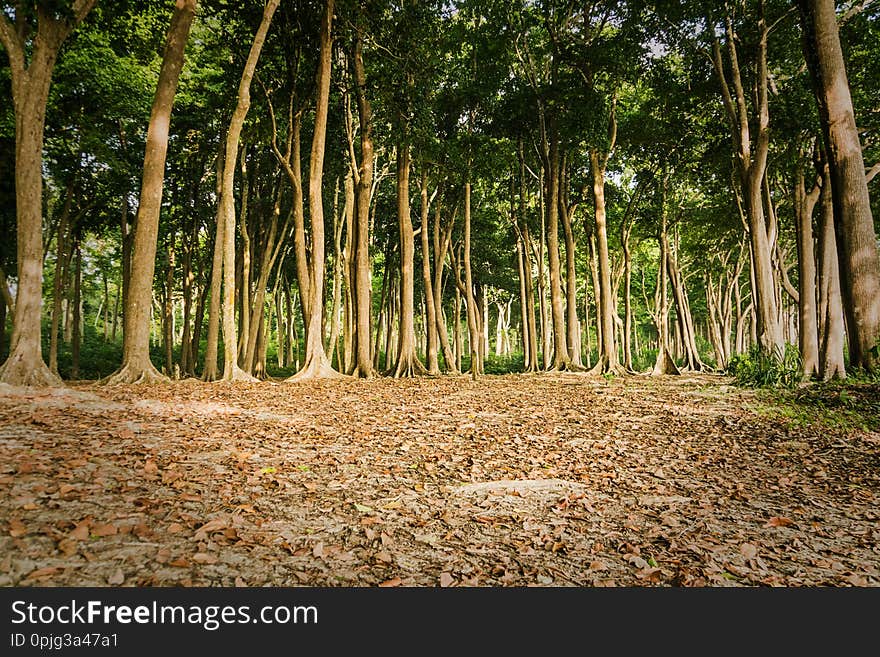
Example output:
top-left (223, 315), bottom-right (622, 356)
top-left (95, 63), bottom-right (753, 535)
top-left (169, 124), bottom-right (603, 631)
top-left (728, 343), bottom-right (802, 388)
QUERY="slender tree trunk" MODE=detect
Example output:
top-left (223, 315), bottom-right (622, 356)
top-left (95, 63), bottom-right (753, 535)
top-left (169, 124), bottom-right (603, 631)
top-left (49, 184), bottom-right (75, 375)
top-left (797, 0), bottom-right (880, 371)
top-left (817, 167), bottom-right (847, 379)
top-left (795, 160), bottom-right (821, 378)
top-left (288, 0), bottom-right (340, 380)
top-left (420, 172), bottom-right (440, 375)
top-left (463, 183), bottom-right (482, 378)
top-left (590, 150), bottom-right (620, 373)
top-left (394, 144), bottom-right (427, 377)
top-left (102, 0), bottom-right (196, 385)
top-left (545, 140), bottom-right (570, 369)
top-left (559, 167), bottom-right (581, 369)
top-left (653, 177), bottom-right (680, 376)
top-left (70, 237), bottom-right (82, 380)
top-left (217, 0), bottom-right (278, 382)
top-left (163, 236), bottom-right (175, 376)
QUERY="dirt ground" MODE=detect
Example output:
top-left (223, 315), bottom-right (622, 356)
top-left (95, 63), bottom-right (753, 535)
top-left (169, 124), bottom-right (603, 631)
top-left (1, 373), bottom-right (878, 587)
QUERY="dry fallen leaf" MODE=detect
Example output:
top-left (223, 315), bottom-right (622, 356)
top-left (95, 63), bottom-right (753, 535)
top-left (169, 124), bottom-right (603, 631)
top-left (439, 572), bottom-right (455, 587)
top-left (8, 519), bottom-right (27, 537)
top-left (108, 568), bottom-right (124, 585)
top-left (379, 577), bottom-right (401, 587)
top-left (740, 543), bottom-right (758, 560)
top-left (765, 517), bottom-right (794, 528)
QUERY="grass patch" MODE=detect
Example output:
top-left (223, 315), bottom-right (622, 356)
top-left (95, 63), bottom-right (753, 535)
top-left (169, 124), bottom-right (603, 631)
top-left (751, 381), bottom-right (880, 433)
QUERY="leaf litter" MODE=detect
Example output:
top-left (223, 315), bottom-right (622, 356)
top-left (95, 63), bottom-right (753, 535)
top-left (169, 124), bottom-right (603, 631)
top-left (0, 373), bottom-right (877, 587)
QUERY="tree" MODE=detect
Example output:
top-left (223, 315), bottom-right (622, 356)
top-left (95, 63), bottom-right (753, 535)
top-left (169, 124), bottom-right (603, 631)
top-left (796, 0), bottom-right (880, 372)
top-left (102, 0), bottom-right (198, 384)
top-left (0, 0), bottom-right (98, 386)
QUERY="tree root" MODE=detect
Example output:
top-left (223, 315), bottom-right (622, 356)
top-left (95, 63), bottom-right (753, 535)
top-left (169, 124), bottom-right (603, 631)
top-left (0, 350), bottom-right (63, 387)
top-left (285, 353), bottom-right (346, 382)
top-left (651, 348), bottom-right (680, 376)
top-left (585, 356), bottom-right (628, 377)
top-left (393, 351), bottom-right (428, 378)
top-left (221, 363), bottom-right (259, 383)
top-left (100, 361), bottom-right (169, 386)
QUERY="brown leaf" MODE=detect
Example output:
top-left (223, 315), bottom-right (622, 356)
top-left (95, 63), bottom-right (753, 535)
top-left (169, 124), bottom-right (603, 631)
top-left (167, 523), bottom-right (184, 534)
top-left (194, 518), bottom-right (226, 541)
top-left (765, 516), bottom-right (794, 528)
top-left (143, 459), bottom-right (159, 476)
top-left (740, 543), bottom-right (758, 560)
top-left (8, 518), bottom-right (27, 537)
top-left (168, 557), bottom-right (190, 568)
top-left (439, 572), bottom-right (455, 587)
top-left (375, 550), bottom-right (393, 564)
top-left (379, 577), bottom-right (401, 587)
top-left (235, 576), bottom-right (247, 587)
top-left (108, 568), bottom-right (125, 585)
top-left (26, 566), bottom-right (60, 580)
top-left (589, 560), bottom-right (607, 571)
top-left (91, 523), bottom-right (118, 537)
top-left (193, 552), bottom-right (218, 564)
top-left (636, 567), bottom-right (663, 582)
top-left (312, 541), bottom-right (324, 558)
top-left (57, 539), bottom-right (78, 557)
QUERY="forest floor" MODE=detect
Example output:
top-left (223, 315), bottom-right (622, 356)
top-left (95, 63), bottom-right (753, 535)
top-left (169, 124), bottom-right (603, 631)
top-left (1, 372), bottom-right (878, 588)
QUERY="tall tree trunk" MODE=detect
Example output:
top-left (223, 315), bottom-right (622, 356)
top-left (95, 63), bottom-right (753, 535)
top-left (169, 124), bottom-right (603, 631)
top-left (49, 182), bottom-right (75, 375)
top-left (797, 0), bottom-right (880, 371)
top-left (817, 166), bottom-right (846, 379)
top-left (102, 0), bottom-right (196, 385)
top-left (590, 149), bottom-right (621, 373)
top-left (462, 182), bottom-right (482, 378)
top-left (202, 135), bottom-right (225, 381)
top-left (433, 200), bottom-right (457, 373)
top-left (351, 27), bottom-right (375, 377)
top-left (545, 139), bottom-right (570, 369)
top-left (394, 144), bottom-right (426, 378)
top-left (288, 0), bottom-right (340, 380)
top-left (419, 171), bottom-right (440, 375)
top-left (71, 236), bottom-right (82, 380)
top-left (794, 159), bottom-right (821, 378)
top-left (711, 11), bottom-right (783, 358)
top-left (217, 0), bottom-right (278, 382)
top-left (559, 161), bottom-right (582, 368)
top-left (652, 176), bottom-right (680, 376)
top-left (0, 1), bottom-right (97, 385)
top-left (163, 235), bottom-right (175, 376)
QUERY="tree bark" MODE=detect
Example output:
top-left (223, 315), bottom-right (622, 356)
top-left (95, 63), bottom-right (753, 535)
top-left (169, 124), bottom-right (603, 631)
top-left (102, 0), bottom-right (195, 385)
top-left (797, 0), bottom-right (880, 371)
top-left (462, 182), bottom-right (482, 378)
top-left (217, 0), bottom-right (278, 382)
top-left (794, 159), bottom-right (821, 378)
top-left (287, 0), bottom-right (341, 381)
top-left (419, 171), bottom-right (440, 375)
top-left (0, 0), bottom-right (97, 385)
top-left (817, 165), bottom-right (846, 380)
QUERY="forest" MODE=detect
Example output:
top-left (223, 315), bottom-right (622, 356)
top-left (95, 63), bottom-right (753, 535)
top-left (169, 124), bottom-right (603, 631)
top-left (0, 0), bottom-right (879, 588)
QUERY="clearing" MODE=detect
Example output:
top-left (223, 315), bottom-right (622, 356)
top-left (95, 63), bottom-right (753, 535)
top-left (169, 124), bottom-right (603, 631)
top-left (1, 373), bottom-right (878, 587)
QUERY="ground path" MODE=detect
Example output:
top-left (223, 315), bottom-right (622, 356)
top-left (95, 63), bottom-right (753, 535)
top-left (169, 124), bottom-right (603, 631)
top-left (1, 373), bottom-right (877, 587)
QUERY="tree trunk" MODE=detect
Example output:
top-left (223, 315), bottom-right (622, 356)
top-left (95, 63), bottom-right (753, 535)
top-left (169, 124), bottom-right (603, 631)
top-left (559, 164), bottom-right (582, 369)
top-left (420, 171), bottom-right (440, 375)
top-left (817, 166), bottom-right (846, 380)
top-left (797, 0), bottom-right (880, 371)
top-left (463, 182), bottom-right (482, 378)
top-left (49, 182), bottom-right (75, 375)
top-left (288, 0), bottom-right (341, 381)
top-left (163, 236), bottom-right (175, 377)
top-left (218, 0), bottom-right (278, 382)
top-left (590, 150), bottom-right (621, 373)
top-left (0, 2), bottom-right (98, 385)
top-left (652, 177), bottom-right (680, 376)
top-left (794, 160), bottom-right (821, 378)
top-left (102, 0), bottom-right (195, 385)
top-left (71, 237), bottom-right (82, 380)
top-left (545, 140), bottom-right (570, 369)
top-left (394, 144), bottom-right (427, 378)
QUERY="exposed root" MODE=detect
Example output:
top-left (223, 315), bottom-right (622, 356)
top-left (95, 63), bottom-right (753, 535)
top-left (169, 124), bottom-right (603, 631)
top-left (221, 363), bottom-right (259, 383)
top-left (651, 347), bottom-right (681, 376)
top-left (100, 361), bottom-right (169, 386)
top-left (585, 356), bottom-right (627, 377)
top-left (285, 353), bottom-right (346, 382)
top-left (0, 351), bottom-right (63, 388)
top-left (394, 351), bottom-right (428, 378)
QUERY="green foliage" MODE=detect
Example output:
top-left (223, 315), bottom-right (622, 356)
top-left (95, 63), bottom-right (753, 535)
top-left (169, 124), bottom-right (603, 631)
top-left (728, 344), bottom-right (802, 389)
